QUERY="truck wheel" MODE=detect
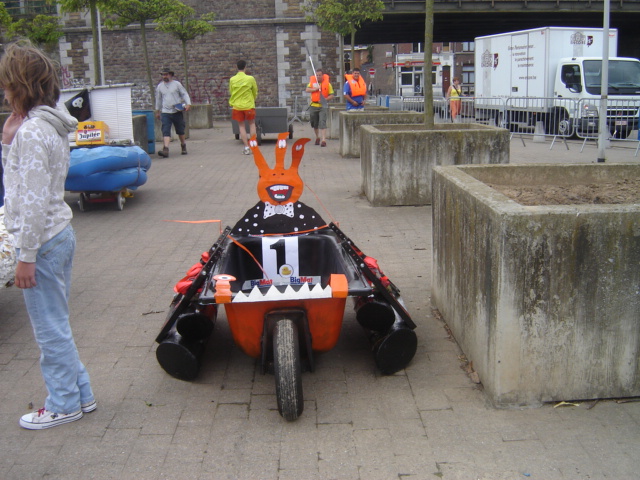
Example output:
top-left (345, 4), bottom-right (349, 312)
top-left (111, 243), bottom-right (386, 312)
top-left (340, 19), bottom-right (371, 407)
top-left (548, 110), bottom-right (570, 136)
top-left (612, 126), bottom-right (632, 139)
top-left (497, 112), bottom-right (509, 130)
top-left (273, 318), bottom-right (304, 421)
top-left (256, 124), bottom-right (263, 146)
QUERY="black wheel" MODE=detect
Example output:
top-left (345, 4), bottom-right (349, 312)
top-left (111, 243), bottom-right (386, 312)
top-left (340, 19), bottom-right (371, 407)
top-left (235, 133), bottom-right (239, 140)
top-left (288, 123), bottom-right (294, 139)
top-left (78, 193), bottom-right (88, 212)
top-left (115, 191), bottom-right (125, 211)
top-left (611, 126), bottom-right (632, 139)
top-left (497, 111), bottom-right (508, 130)
top-left (256, 123), bottom-right (263, 146)
top-left (273, 318), bottom-right (303, 421)
top-left (548, 109), bottom-right (570, 136)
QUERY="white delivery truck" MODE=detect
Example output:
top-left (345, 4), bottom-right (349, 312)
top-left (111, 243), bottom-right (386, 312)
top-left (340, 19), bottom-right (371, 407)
top-left (474, 27), bottom-right (640, 138)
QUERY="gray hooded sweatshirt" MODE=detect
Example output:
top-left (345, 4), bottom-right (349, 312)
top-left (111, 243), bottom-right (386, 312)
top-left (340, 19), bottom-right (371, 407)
top-left (1, 105), bottom-right (77, 263)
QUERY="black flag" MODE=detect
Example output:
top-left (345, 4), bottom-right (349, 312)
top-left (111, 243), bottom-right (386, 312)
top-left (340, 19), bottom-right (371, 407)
top-left (64, 89), bottom-right (91, 122)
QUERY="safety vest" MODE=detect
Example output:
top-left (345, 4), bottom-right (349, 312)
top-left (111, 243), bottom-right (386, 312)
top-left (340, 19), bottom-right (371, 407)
top-left (347, 76), bottom-right (367, 97)
top-left (310, 75), bottom-right (331, 103)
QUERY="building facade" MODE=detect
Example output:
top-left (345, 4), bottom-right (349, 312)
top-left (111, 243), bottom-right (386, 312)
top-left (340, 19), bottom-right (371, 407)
top-left (56, 0), bottom-right (341, 113)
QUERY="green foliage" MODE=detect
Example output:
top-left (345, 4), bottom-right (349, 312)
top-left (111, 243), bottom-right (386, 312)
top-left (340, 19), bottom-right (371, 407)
top-left (155, 7), bottom-right (215, 42)
top-left (100, 0), bottom-right (192, 101)
top-left (0, 4), bottom-right (11, 29)
top-left (103, 0), bottom-right (185, 28)
top-left (7, 14), bottom-right (63, 47)
top-left (304, 0), bottom-right (384, 37)
top-left (155, 6), bottom-right (215, 92)
top-left (54, 0), bottom-right (109, 11)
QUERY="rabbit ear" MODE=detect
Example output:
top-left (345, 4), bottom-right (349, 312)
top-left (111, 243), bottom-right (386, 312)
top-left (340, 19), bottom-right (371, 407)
top-left (274, 132), bottom-right (289, 169)
top-left (291, 138), bottom-right (311, 170)
top-left (249, 136), bottom-right (269, 173)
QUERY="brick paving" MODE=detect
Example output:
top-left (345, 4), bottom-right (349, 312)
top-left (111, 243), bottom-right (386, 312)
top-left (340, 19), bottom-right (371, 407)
top-left (0, 121), bottom-right (638, 479)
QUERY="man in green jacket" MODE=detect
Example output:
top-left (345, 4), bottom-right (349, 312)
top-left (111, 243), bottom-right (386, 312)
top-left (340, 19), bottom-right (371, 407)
top-left (229, 60), bottom-right (258, 155)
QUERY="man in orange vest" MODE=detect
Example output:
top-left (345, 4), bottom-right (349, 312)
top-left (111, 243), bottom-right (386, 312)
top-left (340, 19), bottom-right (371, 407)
top-left (305, 68), bottom-right (335, 146)
top-left (344, 67), bottom-right (367, 111)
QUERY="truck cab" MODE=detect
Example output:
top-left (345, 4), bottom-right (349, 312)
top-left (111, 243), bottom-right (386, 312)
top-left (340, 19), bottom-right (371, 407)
top-left (554, 57), bottom-right (640, 138)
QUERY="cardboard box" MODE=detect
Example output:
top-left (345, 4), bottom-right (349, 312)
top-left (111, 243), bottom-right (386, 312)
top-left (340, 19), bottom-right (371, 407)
top-left (76, 121), bottom-right (110, 145)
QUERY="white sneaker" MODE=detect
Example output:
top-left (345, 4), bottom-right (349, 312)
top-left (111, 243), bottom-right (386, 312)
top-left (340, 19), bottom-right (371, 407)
top-left (243, 146), bottom-right (251, 155)
top-left (81, 400), bottom-right (97, 413)
top-left (19, 408), bottom-right (83, 430)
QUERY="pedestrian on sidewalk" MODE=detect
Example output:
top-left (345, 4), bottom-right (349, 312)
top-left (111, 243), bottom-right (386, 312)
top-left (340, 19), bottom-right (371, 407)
top-left (306, 68), bottom-right (335, 147)
top-left (155, 67), bottom-right (191, 157)
top-left (0, 41), bottom-right (96, 430)
top-left (446, 77), bottom-right (465, 122)
top-left (344, 68), bottom-right (367, 111)
top-left (229, 60), bottom-right (258, 155)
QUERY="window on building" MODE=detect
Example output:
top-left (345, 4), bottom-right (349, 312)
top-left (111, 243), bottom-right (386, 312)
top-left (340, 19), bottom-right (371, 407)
top-left (462, 42), bottom-right (475, 52)
top-left (432, 66), bottom-right (437, 85)
top-left (442, 42), bottom-right (450, 53)
top-left (462, 65), bottom-right (474, 85)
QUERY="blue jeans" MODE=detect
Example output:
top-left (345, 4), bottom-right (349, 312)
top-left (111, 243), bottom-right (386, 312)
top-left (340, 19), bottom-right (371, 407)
top-left (18, 225), bottom-right (94, 414)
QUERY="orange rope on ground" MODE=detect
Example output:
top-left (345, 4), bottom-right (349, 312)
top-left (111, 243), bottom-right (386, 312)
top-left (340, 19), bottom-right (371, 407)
top-left (162, 219), bottom-right (222, 233)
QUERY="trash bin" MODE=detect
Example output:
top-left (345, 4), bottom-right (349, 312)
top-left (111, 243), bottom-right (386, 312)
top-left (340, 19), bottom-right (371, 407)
top-left (132, 110), bottom-right (155, 154)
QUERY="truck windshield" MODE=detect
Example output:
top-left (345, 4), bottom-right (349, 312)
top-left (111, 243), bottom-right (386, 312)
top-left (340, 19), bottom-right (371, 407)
top-left (583, 60), bottom-right (640, 95)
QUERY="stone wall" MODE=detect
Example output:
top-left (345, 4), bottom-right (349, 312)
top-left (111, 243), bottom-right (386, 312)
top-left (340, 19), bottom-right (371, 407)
top-left (57, 0), bottom-right (340, 115)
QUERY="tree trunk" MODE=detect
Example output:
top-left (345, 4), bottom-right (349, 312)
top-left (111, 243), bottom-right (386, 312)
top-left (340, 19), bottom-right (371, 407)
top-left (140, 22), bottom-right (154, 106)
top-left (182, 39), bottom-right (189, 92)
top-left (89, 0), bottom-right (101, 85)
top-left (424, 0), bottom-right (434, 127)
top-left (350, 31), bottom-right (355, 74)
top-left (339, 34), bottom-right (345, 102)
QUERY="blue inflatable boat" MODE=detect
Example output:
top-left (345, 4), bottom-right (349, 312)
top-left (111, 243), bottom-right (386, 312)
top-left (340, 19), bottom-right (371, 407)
top-left (66, 145), bottom-right (152, 211)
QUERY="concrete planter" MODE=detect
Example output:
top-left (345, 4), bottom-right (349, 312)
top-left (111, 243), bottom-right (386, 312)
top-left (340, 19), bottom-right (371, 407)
top-left (328, 105), bottom-right (388, 139)
top-left (361, 123), bottom-right (509, 206)
top-left (188, 104), bottom-right (213, 129)
top-left (153, 104), bottom-right (213, 142)
top-left (339, 111), bottom-right (424, 157)
top-left (432, 163), bottom-right (640, 407)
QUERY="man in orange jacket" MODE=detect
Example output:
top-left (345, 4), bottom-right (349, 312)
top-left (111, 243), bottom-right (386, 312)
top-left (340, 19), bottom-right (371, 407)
top-left (305, 68), bottom-right (334, 146)
top-left (344, 68), bottom-right (367, 111)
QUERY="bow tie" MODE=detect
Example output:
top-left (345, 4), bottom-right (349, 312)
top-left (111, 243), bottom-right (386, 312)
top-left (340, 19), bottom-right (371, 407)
top-left (263, 202), bottom-right (294, 219)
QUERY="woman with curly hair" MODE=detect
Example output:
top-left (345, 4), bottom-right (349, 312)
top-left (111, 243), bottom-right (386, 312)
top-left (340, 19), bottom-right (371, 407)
top-left (1, 41), bottom-right (96, 429)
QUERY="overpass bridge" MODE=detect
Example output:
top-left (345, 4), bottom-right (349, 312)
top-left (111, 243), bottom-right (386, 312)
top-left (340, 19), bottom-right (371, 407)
top-left (356, 0), bottom-right (640, 58)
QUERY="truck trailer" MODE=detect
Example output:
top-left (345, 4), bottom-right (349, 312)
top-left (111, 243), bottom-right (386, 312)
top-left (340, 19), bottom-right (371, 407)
top-left (474, 27), bottom-right (640, 138)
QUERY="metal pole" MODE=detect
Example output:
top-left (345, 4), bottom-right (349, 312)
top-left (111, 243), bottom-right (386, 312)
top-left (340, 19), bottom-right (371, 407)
top-left (597, 0), bottom-right (611, 163)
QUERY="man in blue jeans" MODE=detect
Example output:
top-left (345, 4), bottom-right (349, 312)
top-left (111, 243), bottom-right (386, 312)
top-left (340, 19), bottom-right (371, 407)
top-left (155, 67), bottom-right (191, 158)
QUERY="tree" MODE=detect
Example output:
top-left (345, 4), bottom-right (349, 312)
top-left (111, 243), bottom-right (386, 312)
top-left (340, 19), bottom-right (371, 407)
top-left (424, 0), bottom-right (434, 127)
top-left (0, 4), bottom-right (11, 32)
top-left (52, 0), bottom-right (109, 85)
top-left (305, 0), bottom-right (384, 92)
top-left (155, 6), bottom-right (216, 92)
top-left (103, 0), bottom-right (188, 99)
top-left (7, 14), bottom-right (64, 50)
